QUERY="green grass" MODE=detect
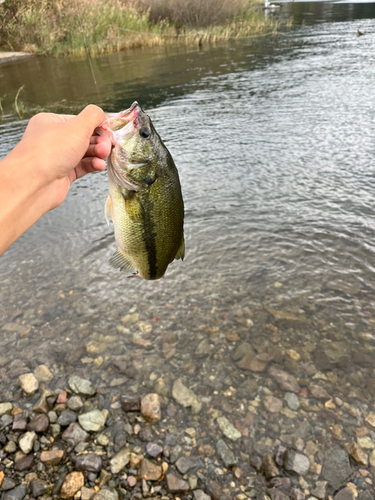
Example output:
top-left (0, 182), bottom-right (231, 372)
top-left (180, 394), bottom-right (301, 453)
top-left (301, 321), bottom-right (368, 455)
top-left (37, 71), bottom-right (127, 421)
top-left (0, 0), bottom-right (282, 57)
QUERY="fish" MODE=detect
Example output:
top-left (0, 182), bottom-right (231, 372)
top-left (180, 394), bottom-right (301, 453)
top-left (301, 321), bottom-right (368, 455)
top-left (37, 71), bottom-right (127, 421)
top-left (96, 101), bottom-right (185, 280)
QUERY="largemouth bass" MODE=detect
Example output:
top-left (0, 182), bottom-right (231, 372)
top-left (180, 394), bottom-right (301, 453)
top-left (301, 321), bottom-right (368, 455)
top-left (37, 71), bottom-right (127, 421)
top-left (96, 102), bottom-right (185, 280)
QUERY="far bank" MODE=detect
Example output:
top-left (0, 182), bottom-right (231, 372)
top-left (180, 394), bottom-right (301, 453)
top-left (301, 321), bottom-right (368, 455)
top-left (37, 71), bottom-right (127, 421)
top-left (0, 0), bottom-right (284, 57)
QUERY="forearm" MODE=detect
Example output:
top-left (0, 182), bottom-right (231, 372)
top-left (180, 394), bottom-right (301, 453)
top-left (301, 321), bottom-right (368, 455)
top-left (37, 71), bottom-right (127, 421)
top-left (0, 106), bottom-right (109, 255)
top-left (0, 152), bottom-right (55, 255)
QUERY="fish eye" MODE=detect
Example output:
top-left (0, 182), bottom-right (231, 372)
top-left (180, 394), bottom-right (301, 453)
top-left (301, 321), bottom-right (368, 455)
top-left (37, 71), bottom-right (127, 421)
top-left (139, 127), bottom-right (151, 139)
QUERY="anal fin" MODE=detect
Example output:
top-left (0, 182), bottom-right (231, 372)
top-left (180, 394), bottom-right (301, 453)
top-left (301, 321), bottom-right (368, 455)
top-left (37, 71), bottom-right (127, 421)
top-left (109, 248), bottom-right (137, 274)
top-left (174, 235), bottom-right (185, 261)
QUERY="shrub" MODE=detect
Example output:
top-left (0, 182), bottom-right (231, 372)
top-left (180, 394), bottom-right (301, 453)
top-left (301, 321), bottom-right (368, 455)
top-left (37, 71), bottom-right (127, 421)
top-left (136, 0), bottom-right (249, 27)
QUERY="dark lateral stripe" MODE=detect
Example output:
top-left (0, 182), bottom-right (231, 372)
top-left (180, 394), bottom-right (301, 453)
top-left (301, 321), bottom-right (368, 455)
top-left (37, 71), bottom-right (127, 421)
top-left (140, 195), bottom-right (158, 280)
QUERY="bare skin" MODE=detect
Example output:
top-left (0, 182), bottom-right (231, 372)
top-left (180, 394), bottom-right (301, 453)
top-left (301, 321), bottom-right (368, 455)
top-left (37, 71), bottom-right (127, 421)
top-left (0, 104), bottom-right (112, 255)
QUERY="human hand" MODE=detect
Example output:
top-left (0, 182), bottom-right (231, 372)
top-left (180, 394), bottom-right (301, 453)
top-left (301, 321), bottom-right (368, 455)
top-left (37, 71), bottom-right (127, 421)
top-left (7, 104), bottom-right (112, 209)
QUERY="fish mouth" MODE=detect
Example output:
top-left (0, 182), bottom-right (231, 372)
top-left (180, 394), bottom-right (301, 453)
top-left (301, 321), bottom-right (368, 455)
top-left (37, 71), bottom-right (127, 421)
top-left (96, 101), bottom-right (145, 144)
top-left (114, 101), bottom-right (141, 126)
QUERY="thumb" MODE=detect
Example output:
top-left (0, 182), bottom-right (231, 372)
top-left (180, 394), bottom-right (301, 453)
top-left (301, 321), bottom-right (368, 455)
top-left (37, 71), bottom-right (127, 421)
top-left (73, 104), bottom-right (107, 138)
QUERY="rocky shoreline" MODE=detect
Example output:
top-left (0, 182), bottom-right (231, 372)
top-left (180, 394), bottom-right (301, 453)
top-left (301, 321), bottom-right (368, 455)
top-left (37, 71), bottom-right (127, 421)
top-left (0, 367), bottom-right (374, 500)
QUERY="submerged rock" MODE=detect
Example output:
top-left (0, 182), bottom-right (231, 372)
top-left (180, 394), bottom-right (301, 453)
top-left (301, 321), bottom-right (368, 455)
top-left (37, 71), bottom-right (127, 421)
top-left (268, 367), bottom-right (300, 393)
top-left (140, 393), bottom-right (161, 423)
top-left (68, 375), bottom-right (96, 397)
top-left (216, 439), bottom-right (237, 467)
top-left (284, 450), bottom-right (310, 476)
top-left (78, 410), bottom-right (106, 432)
top-left (172, 379), bottom-right (201, 413)
top-left (166, 473), bottom-right (189, 492)
top-left (217, 416), bottom-right (241, 441)
top-left (321, 447), bottom-right (352, 490)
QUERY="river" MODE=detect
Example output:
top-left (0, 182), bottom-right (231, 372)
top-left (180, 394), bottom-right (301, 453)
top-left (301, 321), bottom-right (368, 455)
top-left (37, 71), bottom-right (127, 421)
top-left (1, 2), bottom-right (375, 497)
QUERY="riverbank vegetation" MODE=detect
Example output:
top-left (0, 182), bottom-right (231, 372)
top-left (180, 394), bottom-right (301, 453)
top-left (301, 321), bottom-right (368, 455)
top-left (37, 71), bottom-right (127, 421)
top-left (0, 0), bottom-right (283, 57)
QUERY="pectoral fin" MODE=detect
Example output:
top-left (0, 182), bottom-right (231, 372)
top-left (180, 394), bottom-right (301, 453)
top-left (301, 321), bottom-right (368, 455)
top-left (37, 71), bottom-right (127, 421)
top-left (109, 248), bottom-right (137, 274)
top-left (174, 235), bottom-right (185, 261)
top-left (104, 196), bottom-right (113, 226)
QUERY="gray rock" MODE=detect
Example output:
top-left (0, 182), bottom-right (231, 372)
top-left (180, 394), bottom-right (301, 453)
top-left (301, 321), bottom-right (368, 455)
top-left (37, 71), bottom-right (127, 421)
top-left (68, 375), bottom-right (96, 397)
top-left (217, 417), bottom-right (241, 441)
top-left (232, 342), bottom-right (255, 361)
top-left (175, 456), bottom-right (202, 474)
top-left (268, 490), bottom-right (289, 500)
top-left (146, 442), bottom-right (163, 458)
top-left (289, 489), bottom-right (305, 500)
top-left (216, 439), bottom-right (236, 467)
top-left (194, 491), bottom-right (211, 500)
top-left (284, 450), bottom-right (310, 476)
top-left (295, 421), bottom-right (312, 439)
top-left (0, 415), bottom-right (13, 430)
top-left (93, 488), bottom-right (119, 500)
top-left (166, 473), bottom-right (190, 492)
top-left (30, 479), bottom-right (50, 497)
top-left (68, 395), bottom-right (84, 411)
top-left (1, 478), bottom-right (17, 491)
top-left (311, 481), bottom-right (328, 500)
top-left (358, 492), bottom-right (373, 500)
top-left (48, 410), bottom-right (58, 423)
top-left (314, 340), bottom-right (350, 371)
top-left (321, 447), bottom-right (352, 490)
top-left (170, 444), bottom-right (183, 464)
top-left (19, 431), bottom-right (37, 454)
top-left (62, 422), bottom-right (89, 446)
top-left (284, 392), bottom-right (299, 410)
top-left (3, 485), bottom-right (27, 500)
top-left (79, 410), bottom-right (106, 432)
top-left (110, 448), bottom-right (131, 474)
top-left (57, 410), bottom-right (78, 426)
top-left (334, 487), bottom-right (355, 500)
top-left (75, 453), bottom-right (102, 473)
top-left (172, 379), bottom-right (201, 413)
top-left (75, 442), bottom-right (89, 453)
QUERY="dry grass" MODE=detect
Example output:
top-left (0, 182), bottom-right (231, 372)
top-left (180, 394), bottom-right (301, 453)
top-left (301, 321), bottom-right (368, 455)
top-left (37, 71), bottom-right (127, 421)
top-left (0, 0), bottom-right (280, 56)
top-left (137, 0), bottom-right (248, 28)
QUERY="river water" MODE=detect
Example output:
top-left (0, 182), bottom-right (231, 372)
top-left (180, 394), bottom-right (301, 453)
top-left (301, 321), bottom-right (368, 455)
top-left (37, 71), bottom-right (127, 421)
top-left (1, 2), bottom-right (375, 497)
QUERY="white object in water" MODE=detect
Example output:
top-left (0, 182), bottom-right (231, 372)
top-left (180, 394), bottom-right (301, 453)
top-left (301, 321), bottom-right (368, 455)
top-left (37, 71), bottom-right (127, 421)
top-left (264, 0), bottom-right (282, 9)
